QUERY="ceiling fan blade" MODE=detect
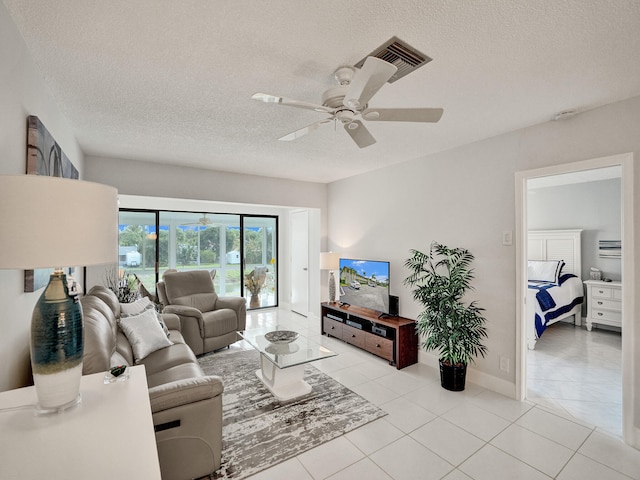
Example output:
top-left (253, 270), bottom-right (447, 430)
top-left (252, 93), bottom-right (333, 114)
top-left (363, 107), bottom-right (444, 123)
top-left (344, 120), bottom-right (376, 148)
top-left (343, 57), bottom-right (398, 110)
top-left (278, 119), bottom-right (333, 141)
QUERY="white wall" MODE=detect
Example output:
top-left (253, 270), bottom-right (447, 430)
top-left (528, 178), bottom-right (622, 281)
top-left (0, 3), bottom-right (85, 391)
top-left (327, 95), bottom-right (640, 434)
top-left (84, 155), bottom-right (327, 209)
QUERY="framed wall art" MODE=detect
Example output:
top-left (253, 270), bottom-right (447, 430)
top-left (24, 115), bottom-right (79, 292)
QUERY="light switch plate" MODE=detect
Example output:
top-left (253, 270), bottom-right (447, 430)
top-left (502, 230), bottom-right (513, 246)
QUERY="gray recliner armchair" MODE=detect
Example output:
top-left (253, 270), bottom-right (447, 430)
top-left (157, 270), bottom-right (247, 355)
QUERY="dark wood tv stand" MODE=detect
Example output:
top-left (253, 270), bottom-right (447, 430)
top-left (321, 302), bottom-right (418, 369)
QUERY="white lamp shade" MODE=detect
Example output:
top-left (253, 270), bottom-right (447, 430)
top-left (0, 175), bottom-right (118, 269)
top-left (320, 252), bottom-right (340, 271)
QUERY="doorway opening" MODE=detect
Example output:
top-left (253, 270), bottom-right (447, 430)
top-left (515, 153), bottom-right (635, 445)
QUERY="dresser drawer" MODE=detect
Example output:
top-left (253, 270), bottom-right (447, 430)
top-left (591, 286), bottom-right (616, 299)
top-left (364, 334), bottom-right (394, 362)
top-left (591, 309), bottom-right (622, 324)
top-left (591, 298), bottom-right (621, 312)
top-left (323, 317), bottom-right (344, 338)
top-left (342, 324), bottom-right (366, 348)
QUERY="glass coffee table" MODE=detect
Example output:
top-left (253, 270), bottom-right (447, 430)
top-left (239, 327), bottom-right (337, 402)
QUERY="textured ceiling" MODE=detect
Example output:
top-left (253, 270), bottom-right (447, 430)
top-left (5, 0), bottom-right (640, 183)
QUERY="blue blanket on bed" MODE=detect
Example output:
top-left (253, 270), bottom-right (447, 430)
top-left (534, 297), bottom-right (583, 338)
top-left (529, 274), bottom-right (582, 338)
top-left (529, 273), bottom-right (576, 312)
top-left (532, 285), bottom-right (556, 311)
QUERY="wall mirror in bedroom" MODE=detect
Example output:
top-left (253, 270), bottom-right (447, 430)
top-left (515, 152), bottom-right (636, 448)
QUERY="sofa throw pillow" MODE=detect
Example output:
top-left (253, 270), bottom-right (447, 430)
top-left (120, 296), bottom-right (152, 315)
top-left (120, 296), bottom-right (170, 337)
top-left (119, 308), bottom-right (173, 363)
top-left (527, 260), bottom-right (565, 284)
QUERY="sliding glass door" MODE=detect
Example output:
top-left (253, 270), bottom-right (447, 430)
top-left (243, 216), bottom-right (278, 309)
top-left (158, 212), bottom-right (242, 297)
top-left (117, 210), bottom-right (158, 295)
top-left (118, 209), bottom-right (278, 310)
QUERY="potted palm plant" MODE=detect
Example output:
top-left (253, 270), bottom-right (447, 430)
top-left (404, 242), bottom-right (488, 391)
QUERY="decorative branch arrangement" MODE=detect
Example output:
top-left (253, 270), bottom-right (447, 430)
top-left (244, 266), bottom-right (269, 296)
top-left (104, 266), bottom-right (141, 303)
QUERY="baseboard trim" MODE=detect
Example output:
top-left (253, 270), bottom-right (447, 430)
top-left (628, 425), bottom-right (640, 450)
top-left (417, 351), bottom-right (517, 399)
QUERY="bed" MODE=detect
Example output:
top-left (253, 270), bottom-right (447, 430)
top-left (527, 230), bottom-right (584, 350)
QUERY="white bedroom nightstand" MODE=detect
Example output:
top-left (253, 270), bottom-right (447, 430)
top-left (0, 365), bottom-right (161, 479)
top-left (583, 280), bottom-right (622, 331)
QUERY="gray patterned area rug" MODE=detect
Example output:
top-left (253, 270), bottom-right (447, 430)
top-left (198, 348), bottom-right (387, 479)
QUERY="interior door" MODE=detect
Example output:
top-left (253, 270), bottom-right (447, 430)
top-left (290, 210), bottom-right (309, 316)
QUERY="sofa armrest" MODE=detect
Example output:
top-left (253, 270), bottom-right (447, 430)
top-left (216, 296), bottom-right (247, 331)
top-left (159, 312), bottom-right (181, 332)
top-left (148, 375), bottom-right (224, 413)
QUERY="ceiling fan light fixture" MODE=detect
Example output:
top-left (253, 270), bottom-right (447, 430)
top-left (252, 46), bottom-right (442, 149)
top-left (335, 109), bottom-right (355, 124)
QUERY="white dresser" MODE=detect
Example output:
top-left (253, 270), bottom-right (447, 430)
top-left (0, 366), bottom-right (161, 479)
top-left (583, 280), bottom-right (622, 331)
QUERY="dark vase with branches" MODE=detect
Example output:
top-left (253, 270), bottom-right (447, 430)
top-left (404, 242), bottom-right (488, 391)
top-left (104, 266), bottom-right (141, 304)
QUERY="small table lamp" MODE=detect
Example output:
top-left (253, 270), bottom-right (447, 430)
top-left (320, 252), bottom-right (341, 303)
top-left (0, 175), bottom-right (118, 413)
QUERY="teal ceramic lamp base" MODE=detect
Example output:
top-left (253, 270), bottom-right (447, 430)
top-left (31, 270), bottom-right (84, 414)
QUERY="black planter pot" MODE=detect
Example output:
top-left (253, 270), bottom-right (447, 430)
top-left (439, 359), bottom-right (467, 391)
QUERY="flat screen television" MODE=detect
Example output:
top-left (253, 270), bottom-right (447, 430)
top-left (339, 258), bottom-right (390, 314)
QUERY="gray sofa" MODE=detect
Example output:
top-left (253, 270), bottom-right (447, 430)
top-left (81, 285), bottom-right (223, 480)
top-left (157, 270), bottom-right (247, 355)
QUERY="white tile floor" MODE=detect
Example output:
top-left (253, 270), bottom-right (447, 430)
top-left (234, 308), bottom-right (640, 480)
top-left (526, 321), bottom-right (622, 437)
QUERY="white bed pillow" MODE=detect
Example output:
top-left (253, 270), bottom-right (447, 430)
top-left (119, 308), bottom-right (173, 363)
top-left (528, 260), bottom-right (565, 284)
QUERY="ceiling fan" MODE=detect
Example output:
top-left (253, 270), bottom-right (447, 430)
top-left (182, 214), bottom-right (213, 227)
top-left (252, 56), bottom-right (443, 148)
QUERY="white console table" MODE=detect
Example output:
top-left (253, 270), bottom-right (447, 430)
top-left (0, 365), bottom-right (161, 479)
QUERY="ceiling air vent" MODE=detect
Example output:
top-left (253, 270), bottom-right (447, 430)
top-left (354, 36), bottom-right (432, 83)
